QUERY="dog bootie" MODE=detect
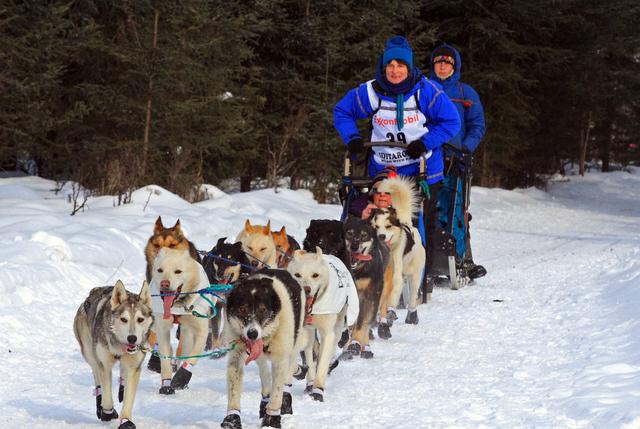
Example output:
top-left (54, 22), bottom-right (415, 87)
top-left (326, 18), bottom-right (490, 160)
top-left (261, 414), bottom-right (281, 428)
top-left (147, 354), bottom-right (161, 373)
top-left (118, 378), bottom-right (125, 403)
top-left (328, 357), bottom-right (339, 374)
top-left (340, 342), bottom-right (361, 361)
top-left (281, 391), bottom-right (293, 415)
top-left (360, 345), bottom-right (374, 359)
top-left (337, 328), bottom-right (350, 349)
top-left (377, 322), bottom-right (392, 339)
top-left (221, 414), bottom-right (242, 429)
top-left (293, 364), bottom-right (308, 380)
top-left (386, 308), bottom-right (398, 327)
top-left (94, 386), bottom-right (102, 419)
top-left (159, 378), bottom-right (175, 395)
top-left (309, 386), bottom-right (324, 402)
top-left (405, 309), bottom-right (419, 325)
top-left (259, 396), bottom-right (269, 418)
top-left (99, 407), bottom-right (119, 422)
top-left (170, 364), bottom-right (192, 390)
top-left (118, 419), bottom-right (136, 429)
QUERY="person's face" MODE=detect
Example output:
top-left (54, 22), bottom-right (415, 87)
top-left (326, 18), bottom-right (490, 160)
top-left (385, 60), bottom-right (409, 84)
top-left (434, 61), bottom-right (454, 80)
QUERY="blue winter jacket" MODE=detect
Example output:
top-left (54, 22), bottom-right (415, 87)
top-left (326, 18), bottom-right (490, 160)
top-left (333, 69), bottom-right (461, 184)
top-left (429, 45), bottom-right (485, 155)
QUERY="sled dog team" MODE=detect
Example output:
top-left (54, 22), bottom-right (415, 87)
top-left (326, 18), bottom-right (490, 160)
top-left (74, 176), bottom-right (425, 429)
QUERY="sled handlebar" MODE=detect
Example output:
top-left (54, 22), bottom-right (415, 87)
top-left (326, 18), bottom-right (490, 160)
top-left (361, 141), bottom-right (408, 149)
top-left (342, 141), bottom-right (427, 179)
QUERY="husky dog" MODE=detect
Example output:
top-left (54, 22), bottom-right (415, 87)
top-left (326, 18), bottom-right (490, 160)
top-left (342, 217), bottom-right (389, 358)
top-left (202, 237), bottom-right (252, 355)
top-left (203, 237), bottom-right (252, 284)
top-left (221, 269), bottom-right (306, 429)
top-left (150, 248), bottom-right (212, 394)
top-left (371, 207), bottom-right (426, 331)
top-left (287, 247), bottom-right (359, 402)
top-left (73, 280), bottom-right (153, 429)
top-left (303, 219), bottom-right (351, 269)
top-left (144, 216), bottom-right (201, 283)
top-left (371, 176), bottom-right (426, 335)
top-left (271, 226), bottom-right (300, 268)
top-left (144, 216), bottom-right (203, 371)
top-left (237, 220), bottom-right (278, 269)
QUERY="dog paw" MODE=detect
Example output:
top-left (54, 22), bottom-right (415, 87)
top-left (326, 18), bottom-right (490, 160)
top-left (98, 407), bottom-right (119, 421)
top-left (377, 322), bottom-right (392, 340)
top-left (369, 328), bottom-right (375, 340)
top-left (259, 396), bottom-right (269, 418)
top-left (292, 364), bottom-right (308, 380)
top-left (261, 414), bottom-right (281, 428)
top-left (405, 310), bottom-right (419, 325)
top-left (159, 385), bottom-right (175, 395)
top-left (118, 419), bottom-right (136, 429)
top-left (386, 309), bottom-right (398, 327)
top-left (146, 354), bottom-right (161, 373)
top-left (281, 391), bottom-right (293, 415)
top-left (170, 366), bottom-right (192, 390)
top-left (221, 413), bottom-right (242, 429)
top-left (95, 392), bottom-right (102, 420)
top-left (309, 387), bottom-right (324, 402)
top-left (337, 328), bottom-right (350, 349)
top-left (328, 358), bottom-right (339, 374)
top-left (360, 349), bottom-right (374, 359)
top-left (339, 342), bottom-right (361, 361)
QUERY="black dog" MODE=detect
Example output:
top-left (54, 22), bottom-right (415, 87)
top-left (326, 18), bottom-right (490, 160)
top-left (202, 237), bottom-right (252, 284)
top-left (303, 219), bottom-right (351, 269)
top-left (201, 237), bottom-right (252, 354)
top-left (342, 216), bottom-right (389, 358)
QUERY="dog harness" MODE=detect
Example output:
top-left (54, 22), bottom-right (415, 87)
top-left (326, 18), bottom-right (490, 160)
top-left (307, 255), bottom-right (360, 326)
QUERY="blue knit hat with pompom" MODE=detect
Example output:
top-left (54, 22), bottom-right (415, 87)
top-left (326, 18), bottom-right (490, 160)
top-left (382, 36), bottom-right (413, 70)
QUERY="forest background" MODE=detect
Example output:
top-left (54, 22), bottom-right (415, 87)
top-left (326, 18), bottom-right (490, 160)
top-left (2, 0), bottom-right (639, 202)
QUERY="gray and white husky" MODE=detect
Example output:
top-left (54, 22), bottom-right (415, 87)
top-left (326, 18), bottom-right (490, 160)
top-left (73, 280), bottom-right (153, 429)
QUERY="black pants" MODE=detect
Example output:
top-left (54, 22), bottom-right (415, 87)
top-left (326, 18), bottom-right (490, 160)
top-left (412, 181), bottom-right (442, 296)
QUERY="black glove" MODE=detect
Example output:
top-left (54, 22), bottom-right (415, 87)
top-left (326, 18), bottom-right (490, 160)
top-left (347, 137), bottom-right (364, 155)
top-left (405, 140), bottom-right (426, 159)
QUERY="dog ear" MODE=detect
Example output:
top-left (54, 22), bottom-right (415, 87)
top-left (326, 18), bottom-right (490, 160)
top-left (279, 226), bottom-right (286, 235)
top-left (139, 280), bottom-right (152, 307)
top-left (216, 237), bottom-right (227, 247)
top-left (173, 219), bottom-right (182, 233)
top-left (154, 216), bottom-right (164, 233)
top-left (244, 219), bottom-right (252, 232)
top-left (264, 220), bottom-right (271, 234)
top-left (314, 246), bottom-right (323, 259)
top-left (111, 280), bottom-right (128, 310)
top-left (293, 249), bottom-right (305, 260)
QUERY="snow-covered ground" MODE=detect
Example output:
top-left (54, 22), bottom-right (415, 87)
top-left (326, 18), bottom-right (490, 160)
top-left (1, 169), bottom-right (639, 429)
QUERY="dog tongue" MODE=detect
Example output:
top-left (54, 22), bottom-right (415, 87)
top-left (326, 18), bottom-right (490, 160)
top-left (244, 338), bottom-right (264, 365)
top-left (352, 252), bottom-right (373, 261)
top-left (161, 292), bottom-right (176, 320)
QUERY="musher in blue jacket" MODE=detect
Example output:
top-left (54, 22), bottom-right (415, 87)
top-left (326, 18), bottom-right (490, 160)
top-left (429, 44), bottom-right (487, 280)
top-left (334, 35), bottom-right (460, 310)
